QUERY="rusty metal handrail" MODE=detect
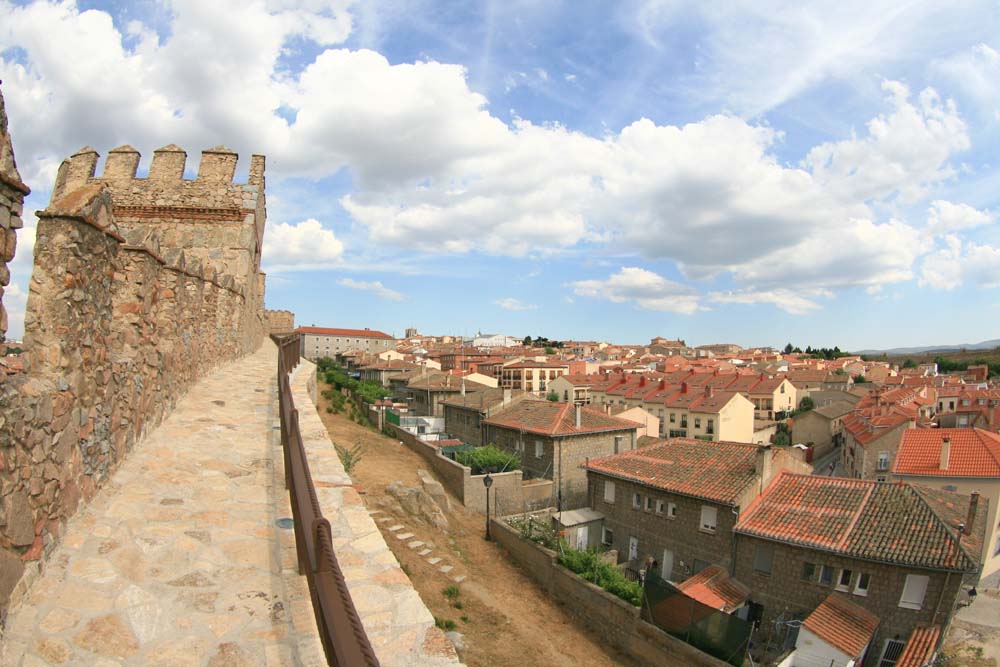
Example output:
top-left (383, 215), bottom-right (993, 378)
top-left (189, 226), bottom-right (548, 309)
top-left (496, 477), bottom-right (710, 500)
top-left (271, 333), bottom-right (380, 667)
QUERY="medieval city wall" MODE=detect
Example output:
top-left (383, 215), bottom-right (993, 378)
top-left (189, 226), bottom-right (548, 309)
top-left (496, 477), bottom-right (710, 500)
top-left (0, 85), bottom-right (270, 620)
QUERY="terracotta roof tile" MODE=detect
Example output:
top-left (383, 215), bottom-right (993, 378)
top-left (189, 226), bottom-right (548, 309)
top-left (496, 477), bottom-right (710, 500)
top-left (296, 326), bottom-right (394, 339)
top-left (894, 428), bottom-right (1000, 477)
top-left (802, 593), bottom-right (879, 657)
top-left (676, 565), bottom-right (750, 613)
top-left (584, 438), bottom-right (762, 504)
top-left (735, 473), bottom-right (980, 571)
top-left (483, 402), bottom-right (639, 437)
top-left (896, 625), bottom-right (941, 667)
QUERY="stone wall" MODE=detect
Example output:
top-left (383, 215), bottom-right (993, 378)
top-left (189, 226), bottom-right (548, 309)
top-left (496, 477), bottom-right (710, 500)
top-left (490, 518), bottom-right (731, 667)
top-left (0, 93), bottom-right (269, 622)
top-left (0, 86), bottom-right (29, 342)
top-left (265, 309), bottom-right (295, 335)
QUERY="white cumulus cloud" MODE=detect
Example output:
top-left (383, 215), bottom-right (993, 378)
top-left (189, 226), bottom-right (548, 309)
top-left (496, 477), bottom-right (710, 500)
top-left (262, 219), bottom-right (344, 269)
top-left (569, 267), bottom-right (701, 315)
top-left (494, 297), bottom-right (537, 311)
top-left (337, 278), bottom-right (403, 300)
top-left (926, 199), bottom-right (994, 235)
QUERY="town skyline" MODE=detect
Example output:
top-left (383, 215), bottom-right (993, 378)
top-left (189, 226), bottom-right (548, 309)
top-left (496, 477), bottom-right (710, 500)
top-left (1, 1), bottom-right (999, 350)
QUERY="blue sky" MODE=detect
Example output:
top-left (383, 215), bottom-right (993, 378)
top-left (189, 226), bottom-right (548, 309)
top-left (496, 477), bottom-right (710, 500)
top-left (2, 1), bottom-right (1000, 350)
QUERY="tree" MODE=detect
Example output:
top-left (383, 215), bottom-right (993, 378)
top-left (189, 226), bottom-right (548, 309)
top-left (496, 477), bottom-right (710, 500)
top-left (523, 336), bottom-right (532, 346)
top-left (902, 359), bottom-right (917, 369)
top-left (784, 343), bottom-right (794, 354)
top-left (774, 431), bottom-right (791, 447)
top-left (546, 391), bottom-right (560, 402)
top-left (851, 374), bottom-right (866, 384)
top-left (544, 346), bottom-right (556, 355)
top-left (798, 396), bottom-right (815, 411)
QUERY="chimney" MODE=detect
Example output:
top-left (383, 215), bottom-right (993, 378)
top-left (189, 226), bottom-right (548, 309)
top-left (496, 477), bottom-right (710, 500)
top-left (681, 382), bottom-right (688, 394)
top-left (705, 386), bottom-right (713, 398)
top-left (640, 376), bottom-right (647, 387)
top-left (755, 444), bottom-right (774, 486)
top-left (575, 405), bottom-right (582, 428)
top-left (965, 491), bottom-right (980, 536)
top-left (659, 379), bottom-right (666, 390)
top-left (940, 436), bottom-right (951, 471)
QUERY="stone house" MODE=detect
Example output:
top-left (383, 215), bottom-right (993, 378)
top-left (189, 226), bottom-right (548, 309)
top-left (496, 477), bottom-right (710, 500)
top-left (482, 402), bottom-right (638, 510)
top-left (440, 388), bottom-right (536, 446)
top-left (733, 472), bottom-right (984, 664)
top-left (404, 373), bottom-right (490, 417)
top-left (893, 428), bottom-right (1000, 586)
top-left (498, 360), bottom-right (569, 394)
top-left (790, 400), bottom-right (854, 459)
top-left (583, 439), bottom-right (805, 580)
top-left (842, 406), bottom-right (916, 481)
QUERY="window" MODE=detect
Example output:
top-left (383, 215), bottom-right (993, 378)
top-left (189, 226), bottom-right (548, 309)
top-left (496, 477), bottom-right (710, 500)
top-left (995, 534), bottom-right (1000, 557)
top-left (753, 545), bottom-right (773, 574)
top-left (899, 574), bottom-right (929, 610)
top-left (819, 565), bottom-right (834, 586)
top-left (681, 416), bottom-right (688, 427)
top-left (633, 493), bottom-right (642, 509)
top-left (667, 502), bottom-right (678, 519)
top-left (603, 481), bottom-right (615, 503)
top-left (780, 384), bottom-right (785, 394)
top-left (534, 440), bottom-right (543, 458)
top-left (836, 568), bottom-right (853, 592)
top-left (707, 418), bottom-right (715, 434)
top-left (854, 572), bottom-right (871, 596)
top-left (801, 562), bottom-right (816, 581)
top-left (877, 451), bottom-right (890, 471)
top-left (694, 417), bottom-right (701, 429)
top-left (656, 500), bottom-right (665, 514)
top-left (879, 638), bottom-right (907, 667)
top-left (601, 527), bottom-right (614, 547)
top-left (646, 496), bottom-right (655, 511)
top-left (693, 559), bottom-right (710, 574)
top-left (700, 506), bottom-right (718, 532)
top-left (670, 413), bottom-right (676, 423)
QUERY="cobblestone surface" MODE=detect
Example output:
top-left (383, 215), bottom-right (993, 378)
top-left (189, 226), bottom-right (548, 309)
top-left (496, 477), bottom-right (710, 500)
top-left (1, 343), bottom-right (315, 666)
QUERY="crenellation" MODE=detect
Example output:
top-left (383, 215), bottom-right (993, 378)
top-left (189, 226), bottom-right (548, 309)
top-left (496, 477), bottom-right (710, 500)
top-left (197, 145), bottom-right (238, 182)
top-left (248, 153), bottom-right (265, 186)
top-left (102, 144), bottom-right (140, 180)
top-left (148, 143), bottom-right (187, 180)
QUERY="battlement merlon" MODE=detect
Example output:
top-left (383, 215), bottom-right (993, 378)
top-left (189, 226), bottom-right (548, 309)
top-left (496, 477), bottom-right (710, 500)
top-left (51, 144), bottom-right (267, 204)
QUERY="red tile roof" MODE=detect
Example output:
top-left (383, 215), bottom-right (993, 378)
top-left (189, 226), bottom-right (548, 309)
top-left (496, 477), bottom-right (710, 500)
top-left (483, 402), bottom-right (639, 437)
top-left (896, 625), bottom-right (941, 667)
top-left (735, 472), bottom-right (980, 571)
top-left (584, 438), bottom-right (762, 504)
top-left (802, 593), bottom-right (879, 657)
top-left (297, 326), bottom-right (393, 339)
top-left (894, 428), bottom-right (1000, 477)
top-left (676, 565), bottom-right (750, 613)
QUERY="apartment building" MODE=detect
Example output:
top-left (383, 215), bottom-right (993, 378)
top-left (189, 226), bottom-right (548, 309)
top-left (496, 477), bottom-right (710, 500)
top-left (297, 326), bottom-right (395, 360)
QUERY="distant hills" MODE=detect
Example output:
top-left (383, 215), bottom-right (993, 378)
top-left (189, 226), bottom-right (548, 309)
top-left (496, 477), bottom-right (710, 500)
top-left (854, 339), bottom-right (1000, 356)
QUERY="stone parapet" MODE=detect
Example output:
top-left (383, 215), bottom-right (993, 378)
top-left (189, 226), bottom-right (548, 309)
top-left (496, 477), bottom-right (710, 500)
top-left (291, 362), bottom-right (464, 666)
top-left (0, 84), bottom-right (28, 343)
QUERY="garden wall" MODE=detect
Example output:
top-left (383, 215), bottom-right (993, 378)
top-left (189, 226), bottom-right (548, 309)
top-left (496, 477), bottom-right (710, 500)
top-left (490, 519), bottom-right (732, 667)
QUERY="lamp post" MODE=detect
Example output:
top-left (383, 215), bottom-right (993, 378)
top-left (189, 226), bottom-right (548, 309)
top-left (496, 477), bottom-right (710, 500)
top-left (483, 471), bottom-right (494, 541)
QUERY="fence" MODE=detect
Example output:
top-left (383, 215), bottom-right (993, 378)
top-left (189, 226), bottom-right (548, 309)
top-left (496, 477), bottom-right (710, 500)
top-left (273, 333), bottom-right (380, 667)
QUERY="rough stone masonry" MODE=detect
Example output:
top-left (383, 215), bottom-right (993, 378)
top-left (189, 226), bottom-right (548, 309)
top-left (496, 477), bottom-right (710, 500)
top-left (0, 82), bottom-right (270, 623)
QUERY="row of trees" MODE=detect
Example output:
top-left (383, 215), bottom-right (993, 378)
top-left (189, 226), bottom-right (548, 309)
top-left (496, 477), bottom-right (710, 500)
top-left (782, 343), bottom-right (851, 359)
top-left (316, 357), bottom-right (391, 404)
top-left (523, 335), bottom-right (563, 349)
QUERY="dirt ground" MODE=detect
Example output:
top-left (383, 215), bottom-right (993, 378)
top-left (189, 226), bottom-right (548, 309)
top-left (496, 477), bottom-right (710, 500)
top-left (314, 381), bottom-right (638, 667)
top-left (943, 589), bottom-right (1000, 667)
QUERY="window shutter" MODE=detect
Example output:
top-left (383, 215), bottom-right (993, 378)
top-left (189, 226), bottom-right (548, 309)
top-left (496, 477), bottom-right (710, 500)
top-left (899, 574), bottom-right (929, 608)
top-left (604, 481), bottom-right (615, 503)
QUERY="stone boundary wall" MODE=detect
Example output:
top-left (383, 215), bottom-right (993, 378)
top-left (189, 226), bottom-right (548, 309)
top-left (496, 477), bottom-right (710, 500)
top-left (384, 423), bottom-right (549, 515)
top-left (265, 309), bottom-right (295, 335)
top-left (0, 86), bottom-right (269, 621)
top-left (293, 362), bottom-right (463, 666)
top-left (490, 518), bottom-right (732, 667)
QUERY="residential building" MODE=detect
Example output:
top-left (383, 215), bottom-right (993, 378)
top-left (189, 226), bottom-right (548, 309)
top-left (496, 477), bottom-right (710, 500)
top-left (482, 402), bottom-right (638, 509)
top-left (403, 373), bottom-right (490, 417)
top-left (791, 401), bottom-right (854, 459)
top-left (548, 374), bottom-right (594, 404)
top-left (584, 440), bottom-right (802, 578)
top-left (499, 360), bottom-right (569, 394)
top-left (358, 359), bottom-right (419, 385)
top-left (733, 473), bottom-right (984, 664)
top-left (607, 405), bottom-right (659, 439)
top-left (782, 593), bottom-right (879, 667)
top-left (893, 428), bottom-right (1000, 586)
top-left (440, 388), bottom-right (536, 446)
top-left (297, 326), bottom-right (395, 360)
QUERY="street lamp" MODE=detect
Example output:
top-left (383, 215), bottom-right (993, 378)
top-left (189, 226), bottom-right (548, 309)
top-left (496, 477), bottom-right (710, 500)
top-left (483, 470), bottom-right (494, 541)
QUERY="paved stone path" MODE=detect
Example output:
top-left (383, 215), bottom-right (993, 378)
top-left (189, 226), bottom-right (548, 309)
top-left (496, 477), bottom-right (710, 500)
top-left (1, 343), bottom-right (319, 666)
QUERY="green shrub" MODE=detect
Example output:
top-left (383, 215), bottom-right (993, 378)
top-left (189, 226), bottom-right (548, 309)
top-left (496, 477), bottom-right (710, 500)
top-left (455, 444), bottom-right (520, 475)
top-left (334, 442), bottom-right (364, 474)
top-left (557, 547), bottom-right (642, 607)
top-left (442, 585), bottom-right (460, 600)
top-left (434, 617), bottom-right (457, 631)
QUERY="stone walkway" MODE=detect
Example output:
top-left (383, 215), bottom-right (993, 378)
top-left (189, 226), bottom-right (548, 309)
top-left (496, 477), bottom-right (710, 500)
top-left (1, 342), bottom-right (318, 666)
